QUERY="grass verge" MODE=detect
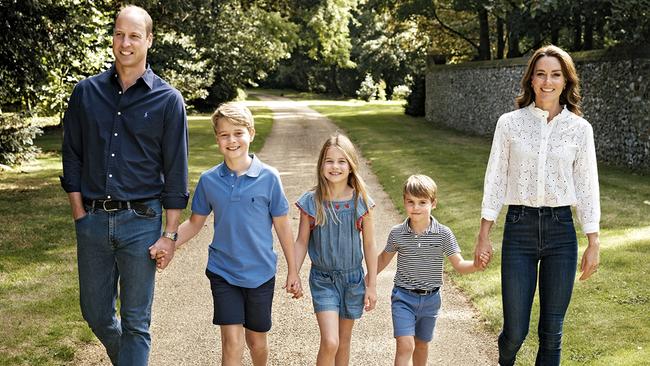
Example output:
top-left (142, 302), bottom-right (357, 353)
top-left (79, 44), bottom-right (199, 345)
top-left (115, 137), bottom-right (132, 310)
top-left (0, 104), bottom-right (272, 365)
top-left (299, 97), bottom-right (649, 366)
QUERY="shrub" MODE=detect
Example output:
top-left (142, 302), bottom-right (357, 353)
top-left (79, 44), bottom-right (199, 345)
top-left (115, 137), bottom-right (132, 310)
top-left (391, 84), bottom-right (411, 100)
top-left (0, 113), bottom-right (43, 166)
top-left (356, 74), bottom-right (377, 101)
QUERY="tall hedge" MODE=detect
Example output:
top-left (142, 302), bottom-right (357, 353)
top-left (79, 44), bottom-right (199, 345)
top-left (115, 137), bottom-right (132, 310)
top-left (0, 113), bottom-right (42, 166)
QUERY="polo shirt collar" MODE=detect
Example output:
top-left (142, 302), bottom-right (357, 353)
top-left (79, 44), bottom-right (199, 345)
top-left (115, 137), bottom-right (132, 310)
top-left (218, 154), bottom-right (262, 178)
top-left (106, 64), bottom-right (154, 89)
top-left (400, 215), bottom-right (440, 234)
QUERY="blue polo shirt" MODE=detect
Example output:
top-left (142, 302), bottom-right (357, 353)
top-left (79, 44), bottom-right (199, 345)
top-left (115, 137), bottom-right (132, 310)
top-left (191, 155), bottom-right (289, 288)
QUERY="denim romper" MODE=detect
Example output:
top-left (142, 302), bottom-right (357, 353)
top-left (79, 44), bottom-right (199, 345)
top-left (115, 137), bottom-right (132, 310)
top-left (296, 191), bottom-right (374, 319)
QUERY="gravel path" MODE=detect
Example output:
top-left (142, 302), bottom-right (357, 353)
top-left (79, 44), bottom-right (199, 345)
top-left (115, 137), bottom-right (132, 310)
top-left (72, 95), bottom-right (497, 365)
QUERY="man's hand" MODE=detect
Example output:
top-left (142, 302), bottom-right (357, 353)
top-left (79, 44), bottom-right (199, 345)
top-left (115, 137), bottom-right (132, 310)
top-left (148, 237), bottom-right (176, 270)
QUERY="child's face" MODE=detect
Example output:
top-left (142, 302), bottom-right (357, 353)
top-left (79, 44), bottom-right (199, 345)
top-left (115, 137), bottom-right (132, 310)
top-left (321, 147), bottom-right (350, 186)
top-left (215, 118), bottom-right (255, 161)
top-left (404, 193), bottom-right (436, 222)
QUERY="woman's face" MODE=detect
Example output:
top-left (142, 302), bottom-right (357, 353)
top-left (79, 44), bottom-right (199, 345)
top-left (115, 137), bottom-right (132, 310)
top-left (531, 56), bottom-right (566, 107)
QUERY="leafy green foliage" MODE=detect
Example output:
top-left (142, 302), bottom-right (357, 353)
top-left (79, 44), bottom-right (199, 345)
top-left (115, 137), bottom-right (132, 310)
top-left (0, 114), bottom-right (42, 166)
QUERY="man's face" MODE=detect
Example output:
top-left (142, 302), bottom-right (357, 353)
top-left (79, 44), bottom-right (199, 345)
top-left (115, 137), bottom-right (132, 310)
top-left (112, 9), bottom-right (152, 70)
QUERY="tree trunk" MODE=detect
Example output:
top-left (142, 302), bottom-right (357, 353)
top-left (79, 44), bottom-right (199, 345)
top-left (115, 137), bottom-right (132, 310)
top-left (496, 17), bottom-right (505, 59)
top-left (506, 10), bottom-right (522, 58)
top-left (331, 65), bottom-right (343, 96)
top-left (572, 7), bottom-right (582, 51)
top-left (551, 26), bottom-right (559, 45)
top-left (478, 8), bottom-right (491, 60)
top-left (584, 13), bottom-right (594, 50)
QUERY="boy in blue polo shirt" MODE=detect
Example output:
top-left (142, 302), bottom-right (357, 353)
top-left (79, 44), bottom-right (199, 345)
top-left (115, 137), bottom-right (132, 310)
top-left (150, 102), bottom-right (301, 365)
top-left (376, 175), bottom-right (487, 366)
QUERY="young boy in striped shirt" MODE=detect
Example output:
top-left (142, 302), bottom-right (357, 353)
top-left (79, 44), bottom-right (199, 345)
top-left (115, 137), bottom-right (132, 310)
top-left (377, 174), bottom-right (488, 366)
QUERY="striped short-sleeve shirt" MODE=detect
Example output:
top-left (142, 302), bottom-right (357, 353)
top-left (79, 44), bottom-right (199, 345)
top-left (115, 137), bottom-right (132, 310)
top-left (384, 216), bottom-right (461, 290)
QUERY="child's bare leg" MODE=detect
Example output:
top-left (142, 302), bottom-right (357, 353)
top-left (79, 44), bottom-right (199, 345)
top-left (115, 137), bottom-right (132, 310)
top-left (316, 311), bottom-right (340, 365)
top-left (394, 336), bottom-right (415, 366)
top-left (335, 318), bottom-right (355, 366)
top-left (412, 338), bottom-right (429, 366)
top-left (245, 329), bottom-right (268, 366)
top-left (220, 325), bottom-right (245, 366)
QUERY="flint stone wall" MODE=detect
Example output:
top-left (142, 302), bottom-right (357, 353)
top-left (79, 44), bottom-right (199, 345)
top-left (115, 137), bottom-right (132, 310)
top-left (425, 48), bottom-right (650, 170)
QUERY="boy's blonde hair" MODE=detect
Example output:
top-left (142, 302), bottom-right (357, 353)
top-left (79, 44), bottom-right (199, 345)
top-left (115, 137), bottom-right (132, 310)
top-left (314, 133), bottom-right (370, 226)
top-left (211, 102), bottom-right (254, 135)
top-left (403, 174), bottom-right (437, 202)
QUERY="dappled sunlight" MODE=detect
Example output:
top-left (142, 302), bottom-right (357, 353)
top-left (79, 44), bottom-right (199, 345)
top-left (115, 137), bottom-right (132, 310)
top-left (599, 226), bottom-right (650, 249)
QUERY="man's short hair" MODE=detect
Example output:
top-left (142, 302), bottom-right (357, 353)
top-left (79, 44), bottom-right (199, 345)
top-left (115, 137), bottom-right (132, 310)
top-left (211, 103), bottom-right (255, 133)
top-left (116, 5), bottom-right (153, 35)
top-left (403, 174), bottom-right (437, 202)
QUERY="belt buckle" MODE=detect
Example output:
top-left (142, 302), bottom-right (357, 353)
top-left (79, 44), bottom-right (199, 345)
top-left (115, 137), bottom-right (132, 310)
top-left (102, 200), bottom-right (119, 212)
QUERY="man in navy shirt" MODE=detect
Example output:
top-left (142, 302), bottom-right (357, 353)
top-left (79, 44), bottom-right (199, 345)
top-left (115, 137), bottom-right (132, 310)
top-left (60, 5), bottom-right (188, 365)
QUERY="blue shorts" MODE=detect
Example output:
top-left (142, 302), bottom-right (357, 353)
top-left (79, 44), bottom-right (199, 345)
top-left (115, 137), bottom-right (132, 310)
top-left (391, 286), bottom-right (441, 342)
top-left (309, 266), bottom-right (365, 319)
top-left (206, 270), bottom-right (275, 332)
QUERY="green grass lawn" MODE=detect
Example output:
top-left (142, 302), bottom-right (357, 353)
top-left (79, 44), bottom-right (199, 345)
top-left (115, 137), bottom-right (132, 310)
top-left (299, 98), bottom-right (650, 365)
top-left (0, 105), bottom-right (273, 365)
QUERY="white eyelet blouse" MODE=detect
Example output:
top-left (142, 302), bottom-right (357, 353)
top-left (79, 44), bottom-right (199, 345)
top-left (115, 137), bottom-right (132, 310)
top-left (481, 103), bottom-right (600, 234)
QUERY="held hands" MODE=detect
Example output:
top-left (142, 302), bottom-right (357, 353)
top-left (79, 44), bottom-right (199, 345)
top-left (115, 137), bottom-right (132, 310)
top-left (148, 238), bottom-right (176, 270)
top-left (283, 272), bottom-right (303, 299)
top-left (364, 275), bottom-right (377, 311)
top-left (474, 235), bottom-right (494, 270)
top-left (475, 252), bottom-right (491, 271)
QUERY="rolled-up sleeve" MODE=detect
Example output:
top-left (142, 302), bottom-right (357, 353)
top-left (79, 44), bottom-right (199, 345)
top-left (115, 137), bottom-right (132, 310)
top-left (160, 90), bottom-right (189, 209)
top-left (60, 85), bottom-right (83, 193)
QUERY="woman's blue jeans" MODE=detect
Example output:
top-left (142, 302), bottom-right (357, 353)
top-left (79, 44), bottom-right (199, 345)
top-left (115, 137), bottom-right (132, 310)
top-left (75, 199), bottom-right (162, 366)
top-left (498, 205), bottom-right (578, 366)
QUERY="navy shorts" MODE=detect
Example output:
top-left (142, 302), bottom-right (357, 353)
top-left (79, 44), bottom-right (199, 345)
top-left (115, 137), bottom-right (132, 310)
top-left (206, 269), bottom-right (275, 332)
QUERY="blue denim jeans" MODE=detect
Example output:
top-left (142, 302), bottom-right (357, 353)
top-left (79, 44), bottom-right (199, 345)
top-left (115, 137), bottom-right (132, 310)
top-left (75, 199), bottom-right (162, 366)
top-left (498, 205), bottom-right (578, 366)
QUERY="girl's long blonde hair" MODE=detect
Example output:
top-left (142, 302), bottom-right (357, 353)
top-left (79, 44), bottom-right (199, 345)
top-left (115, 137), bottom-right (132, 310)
top-left (313, 134), bottom-right (370, 226)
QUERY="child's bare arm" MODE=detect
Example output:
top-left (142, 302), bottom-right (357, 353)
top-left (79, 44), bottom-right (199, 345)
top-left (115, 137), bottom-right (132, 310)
top-left (293, 211), bottom-right (311, 272)
top-left (377, 250), bottom-right (396, 275)
top-left (176, 213), bottom-right (209, 248)
top-left (361, 210), bottom-right (378, 311)
top-left (150, 213), bottom-right (208, 267)
top-left (448, 253), bottom-right (484, 274)
top-left (273, 214), bottom-right (302, 298)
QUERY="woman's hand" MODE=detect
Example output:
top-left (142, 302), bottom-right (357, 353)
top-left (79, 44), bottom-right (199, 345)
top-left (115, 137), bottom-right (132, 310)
top-left (579, 233), bottom-right (600, 280)
top-left (474, 218), bottom-right (495, 269)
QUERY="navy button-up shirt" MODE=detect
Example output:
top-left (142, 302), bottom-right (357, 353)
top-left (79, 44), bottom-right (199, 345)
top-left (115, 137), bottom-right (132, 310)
top-left (60, 65), bottom-right (189, 209)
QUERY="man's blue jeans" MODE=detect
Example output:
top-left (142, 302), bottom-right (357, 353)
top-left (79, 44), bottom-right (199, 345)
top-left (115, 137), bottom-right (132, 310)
top-left (75, 199), bottom-right (161, 366)
top-left (498, 205), bottom-right (578, 366)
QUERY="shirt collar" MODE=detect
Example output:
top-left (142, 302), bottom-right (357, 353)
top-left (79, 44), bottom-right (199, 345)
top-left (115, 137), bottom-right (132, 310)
top-left (107, 64), bottom-right (154, 89)
top-left (527, 102), bottom-right (568, 121)
top-left (218, 154), bottom-right (262, 178)
top-left (400, 215), bottom-right (440, 234)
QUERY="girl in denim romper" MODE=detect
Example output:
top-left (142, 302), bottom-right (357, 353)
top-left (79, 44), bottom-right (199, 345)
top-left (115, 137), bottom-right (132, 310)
top-left (294, 133), bottom-right (378, 365)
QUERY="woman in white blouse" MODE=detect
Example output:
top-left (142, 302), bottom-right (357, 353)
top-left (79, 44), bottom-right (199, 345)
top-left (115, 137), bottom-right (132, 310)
top-left (473, 45), bottom-right (601, 366)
